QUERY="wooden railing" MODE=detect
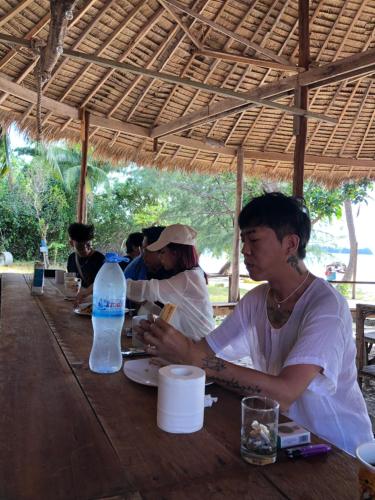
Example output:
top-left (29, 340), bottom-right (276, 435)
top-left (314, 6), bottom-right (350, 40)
top-left (328, 280), bottom-right (375, 300)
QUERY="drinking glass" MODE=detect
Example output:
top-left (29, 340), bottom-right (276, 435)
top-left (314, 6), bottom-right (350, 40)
top-left (64, 276), bottom-right (81, 298)
top-left (241, 396), bottom-right (279, 465)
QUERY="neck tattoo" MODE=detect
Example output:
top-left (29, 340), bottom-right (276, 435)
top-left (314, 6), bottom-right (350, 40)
top-left (272, 271), bottom-right (310, 309)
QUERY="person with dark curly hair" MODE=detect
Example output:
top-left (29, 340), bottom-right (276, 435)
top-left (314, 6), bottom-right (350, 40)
top-left (67, 223), bottom-right (105, 291)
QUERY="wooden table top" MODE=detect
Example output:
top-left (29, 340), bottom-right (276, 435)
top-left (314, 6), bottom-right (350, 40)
top-left (0, 273), bottom-right (359, 499)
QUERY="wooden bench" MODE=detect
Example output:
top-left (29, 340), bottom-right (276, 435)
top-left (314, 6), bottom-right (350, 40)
top-left (212, 301), bottom-right (237, 317)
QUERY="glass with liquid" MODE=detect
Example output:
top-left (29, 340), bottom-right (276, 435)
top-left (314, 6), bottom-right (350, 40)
top-left (241, 396), bottom-right (279, 465)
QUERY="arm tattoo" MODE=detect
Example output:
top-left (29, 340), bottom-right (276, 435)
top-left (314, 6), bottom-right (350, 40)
top-left (287, 255), bottom-right (303, 275)
top-left (201, 356), bottom-right (226, 372)
top-left (210, 377), bottom-right (261, 395)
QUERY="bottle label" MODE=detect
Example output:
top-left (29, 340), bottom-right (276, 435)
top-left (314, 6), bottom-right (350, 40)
top-left (93, 298), bottom-right (125, 317)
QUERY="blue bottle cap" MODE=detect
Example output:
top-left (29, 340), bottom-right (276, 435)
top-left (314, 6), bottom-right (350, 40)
top-left (105, 252), bottom-right (128, 263)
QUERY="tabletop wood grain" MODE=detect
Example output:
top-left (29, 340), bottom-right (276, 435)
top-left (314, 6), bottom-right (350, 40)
top-left (0, 274), bottom-right (359, 499)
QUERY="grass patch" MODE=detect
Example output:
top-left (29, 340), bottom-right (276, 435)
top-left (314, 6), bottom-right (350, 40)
top-left (208, 284), bottom-right (248, 302)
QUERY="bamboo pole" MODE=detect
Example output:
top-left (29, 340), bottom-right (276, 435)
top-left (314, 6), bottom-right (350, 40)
top-left (77, 109), bottom-right (89, 223)
top-left (293, 0), bottom-right (310, 197)
top-left (229, 147), bottom-right (244, 303)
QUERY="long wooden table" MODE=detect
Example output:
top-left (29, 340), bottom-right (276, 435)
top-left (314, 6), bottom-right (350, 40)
top-left (0, 273), bottom-right (359, 499)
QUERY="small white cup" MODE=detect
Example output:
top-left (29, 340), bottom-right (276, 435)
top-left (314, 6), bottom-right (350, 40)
top-left (357, 441), bottom-right (375, 498)
top-left (131, 315), bottom-right (148, 347)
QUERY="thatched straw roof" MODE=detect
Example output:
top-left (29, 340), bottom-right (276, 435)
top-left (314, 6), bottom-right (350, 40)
top-left (0, 0), bottom-right (375, 185)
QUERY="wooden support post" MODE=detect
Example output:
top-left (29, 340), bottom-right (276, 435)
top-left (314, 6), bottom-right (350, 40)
top-left (229, 147), bottom-right (244, 303)
top-left (77, 109), bottom-right (90, 223)
top-left (293, 0), bottom-right (310, 198)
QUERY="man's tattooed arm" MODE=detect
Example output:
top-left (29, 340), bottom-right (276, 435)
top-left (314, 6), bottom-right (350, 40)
top-left (201, 356), bottom-right (227, 372)
top-left (287, 255), bottom-right (303, 275)
top-left (209, 377), bottom-right (261, 396)
top-left (201, 355), bottom-right (261, 396)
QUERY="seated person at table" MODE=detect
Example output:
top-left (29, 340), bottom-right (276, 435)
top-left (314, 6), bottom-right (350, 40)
top-left (127, 224), bottom-right (215, 341)
top-left (67, 222), bottom-right (104, 293)
top-left (137, 193), bottom-right (373, 455)
top-left (119, 232), bottom-right (143, 271)
top-left (125, 226), bottom-right (174, 312)
top-left (124, 226), bottom-right (172, 281)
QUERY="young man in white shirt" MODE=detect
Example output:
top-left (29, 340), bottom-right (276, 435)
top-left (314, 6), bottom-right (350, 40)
top-left (137, 192), bottom-right (373, 455)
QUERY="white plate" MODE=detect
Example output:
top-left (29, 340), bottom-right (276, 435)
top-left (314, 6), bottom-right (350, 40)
top-left (74, 302), bottom-right (92, 316)
top-left (123, 358), bottom-right (213, 387)
top-left (123, 358), bottom-right (160, 386)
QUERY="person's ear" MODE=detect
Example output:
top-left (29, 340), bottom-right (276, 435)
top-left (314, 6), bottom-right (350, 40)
top-left (69, 238), bottom-right (74, 247)
top-left (283, 234), bottom-right (300, 257)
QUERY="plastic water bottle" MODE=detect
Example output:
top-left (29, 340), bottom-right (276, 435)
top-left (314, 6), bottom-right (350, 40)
top-left (89, 253), bottom-right (126, 374)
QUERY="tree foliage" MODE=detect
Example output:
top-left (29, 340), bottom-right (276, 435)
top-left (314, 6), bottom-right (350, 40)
top-left (0, 132), bottom-right (373, 266)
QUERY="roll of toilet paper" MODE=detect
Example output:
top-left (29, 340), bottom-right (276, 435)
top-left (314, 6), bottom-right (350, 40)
top-left (157, 365), bottom-right (206, 434)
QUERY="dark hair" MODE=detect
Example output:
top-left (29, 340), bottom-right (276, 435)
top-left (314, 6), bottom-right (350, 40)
top-left (167, 243), bottom-right (199, 272)
top-left (68, 223), bottom-right (94, 242)
top-left (125, 232), bottom-right (143, 253)
top-left (142, 226), bottom-right (165, 245)
top-left (238, 192), bottom-right (311, 259)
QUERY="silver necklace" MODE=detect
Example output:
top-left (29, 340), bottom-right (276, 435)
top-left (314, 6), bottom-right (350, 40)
top-left (272, 271), bottom-right (310, 309)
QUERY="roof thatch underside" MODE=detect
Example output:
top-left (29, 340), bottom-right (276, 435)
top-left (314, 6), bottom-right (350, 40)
top-left (0, 0), bottom-right (375, 185)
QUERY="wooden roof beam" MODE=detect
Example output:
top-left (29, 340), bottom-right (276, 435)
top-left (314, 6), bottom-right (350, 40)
top-left (0, 0), bottom-right (34, 28)
top-left (162, 0), bottom-right (293, 66)
top-left (0, 12), bottom-right (50, 70)
top-left (339, 81), bottom-right (372, 157)
top-left (158, 0), bottom-right (202, 49)
top-left (210, 0), bottom-right (299, 166)
top-left (146, 0), bottom-right (234, 161)
top-left (195, 49), bottom-right (300, 73)
top-left (151, 45), bottom-right (375, 138)
top-left (0, 70), bottom-right (373, 171)
top-left (58, 46), bottom-right (335, 123)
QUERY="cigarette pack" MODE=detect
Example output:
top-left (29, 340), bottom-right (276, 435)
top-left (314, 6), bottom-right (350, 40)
top-left (277, 421), bottom-right (311, 448)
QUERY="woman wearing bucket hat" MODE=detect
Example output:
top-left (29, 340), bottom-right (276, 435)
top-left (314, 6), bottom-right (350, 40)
top-left (126, 224), bottom-right (215, 340)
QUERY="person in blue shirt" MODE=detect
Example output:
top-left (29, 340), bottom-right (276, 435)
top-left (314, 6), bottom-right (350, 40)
top-left (125, 226), bottom-right (174, 311)
top-left (119, 232), bottom-right (143, 271)
top-left (125, 226), bottom-right (172, 281)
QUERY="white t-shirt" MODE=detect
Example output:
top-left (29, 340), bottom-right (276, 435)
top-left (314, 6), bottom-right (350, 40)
top-left (206, 278), bottom-right (373, 455)
top-left (127, 268), bottom-right (215, 341)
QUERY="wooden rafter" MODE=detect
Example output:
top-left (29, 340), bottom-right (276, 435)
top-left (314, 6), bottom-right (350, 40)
top-left (208, 0), bottom-right (299, 153)
top-left (0, 13), bottom-right (50, 70)
top-left (208, 0), bottom-right (296, 168)
top-left (1, 0), bottom-right (112, 125)
top-left (42, 46), bottom-right (332, 123)
top-left (162, 0), bottom-right (293, 66)
top-left (267, 0), bottom-right (368, 174)
top-left (156, 0), bottom-right (369, 148)
top-left (195, 49), bottom-right (300, 73)
top-left (158, 0), bottom-right (202, 49)
top-left (47, 0), bottom-right (148, 133)
top-left (149, 0), bottom-right (229, 161)
top-left (0, 0), bottom-right (33, 28)
top-left (0, 26), bottom-right (326, 131)
top-left (151, 44), bottom-right (375, 138)
top-left (0, 71), bottom-right (373, 173)
top-left (339, 81), bottom-right (372, 156)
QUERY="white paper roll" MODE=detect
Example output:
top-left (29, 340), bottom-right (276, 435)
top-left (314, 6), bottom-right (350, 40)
top-left (157, 365), bottom-right (206, 434)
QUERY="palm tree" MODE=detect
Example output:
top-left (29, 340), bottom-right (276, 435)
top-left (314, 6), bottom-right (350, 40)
top-left (15, 140), bottom-right (115, 249)
top-left (0, 127), bottom-right (13, 188)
